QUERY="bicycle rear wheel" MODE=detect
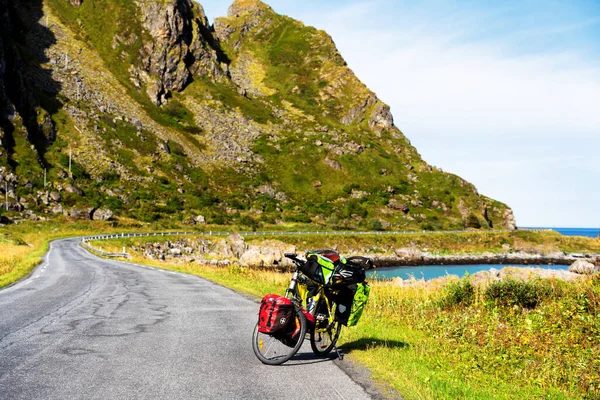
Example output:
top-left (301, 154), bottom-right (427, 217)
top-left (252, 307), bottom-right (307, 365)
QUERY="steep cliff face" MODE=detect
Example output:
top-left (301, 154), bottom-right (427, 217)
top-left (0, 0), bottom-right (516, 230)
top-left (133, 0), bottom-right (225, 105)
top-left (214, 0), bottom-right (394, 134)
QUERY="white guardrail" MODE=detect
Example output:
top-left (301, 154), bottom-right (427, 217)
top-left (80, 229), bottom-right (516, 259)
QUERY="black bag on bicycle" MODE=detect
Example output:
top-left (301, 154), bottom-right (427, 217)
top-left (332, 282), bottom-right (371, 326)
top-left (331, 261), bottom-right (366, 287)
top-left (300, 250), bottom-right (345, 285)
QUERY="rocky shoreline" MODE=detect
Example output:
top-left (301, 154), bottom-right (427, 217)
top-left (372, 252), bottom-right (600, 268)
top-left (128, 233), bottom-right (600, 271)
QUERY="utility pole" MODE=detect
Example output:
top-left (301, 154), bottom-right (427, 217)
top-left (69, 147), bottom-right (72, 178)
top-left (4, 182), bottom-right (7, 211)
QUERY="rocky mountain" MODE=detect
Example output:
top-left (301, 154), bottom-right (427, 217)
top-left (0, 0), bottom-right (516, 230)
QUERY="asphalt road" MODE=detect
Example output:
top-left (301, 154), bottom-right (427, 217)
top-left (0, 238), bottom-right (373, 399)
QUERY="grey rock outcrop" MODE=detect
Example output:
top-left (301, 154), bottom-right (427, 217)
top-left (503, 209), bottom-right (517, 231)
top-left (569, 260), bottom-right (597, 275)
top-left (215, 233), bottom-right (247, 259)
top-left (368, 102), bottom-right (394, 133)
top-left (238, 242), bottom-right (296, 268)
top-left (135, 0), bottom-right (224, 105)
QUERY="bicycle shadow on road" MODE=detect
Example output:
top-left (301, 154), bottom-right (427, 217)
top-left (283, 351), bottom-right (338, 366)
top-left (339, 337), bottom-right (410, 353)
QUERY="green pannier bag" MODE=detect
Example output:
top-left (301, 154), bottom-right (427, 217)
top-left (347, 282), bottom-right (370, 327)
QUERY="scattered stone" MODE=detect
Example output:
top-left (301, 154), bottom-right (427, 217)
top-left (323, 158), bottom-right (342, 171)
top-left (257, 184), bottom-right (276, 198)
top-left (65, 183), bottom-right (83, 196)
top-left (569, 260), bottom-right (597, 275)
top-left (388, 199), bottom-right (410, 214)
top-left (49, 191), bottom-right (61, 202)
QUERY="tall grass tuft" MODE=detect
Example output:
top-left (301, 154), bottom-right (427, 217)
top-left (484, 278), bottom-right (553, 309)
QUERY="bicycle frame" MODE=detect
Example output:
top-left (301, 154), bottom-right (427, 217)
top-left (285, 267), bottom-right (338, 335)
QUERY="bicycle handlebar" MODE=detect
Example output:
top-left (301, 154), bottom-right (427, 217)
top-left (284, 253), bottom-right (305, 266)
top-left (346, 256), bottom-right (375, 270)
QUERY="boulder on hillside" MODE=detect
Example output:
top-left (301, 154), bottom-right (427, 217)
top-left (388, 199), bottom-right (409, 214)
top-left (49, 191), bottom-right (61, 202)
top-left (50, 204), bottom-right (64, 214)
top-left (569, 260), bottom-right (597, 275)
top-left (69, 207), bottom-right (93, 220)
top-left (65, 183), bottom-right (83, 196)
top-left (92, 208), bottom-right (114, 221)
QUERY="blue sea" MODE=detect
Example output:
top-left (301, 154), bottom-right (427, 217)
top-left (367, 264), bottom-right (569, 281)
top-left (367, 227), bottom-right (597, 281)
top-left (546, 227), bottom-right (599, 238)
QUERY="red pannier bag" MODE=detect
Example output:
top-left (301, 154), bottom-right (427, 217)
top-left (258, 294), bottom-right (294, 334)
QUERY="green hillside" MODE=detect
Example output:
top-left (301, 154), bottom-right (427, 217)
top-left (0, 0), bottom-right (515, 230)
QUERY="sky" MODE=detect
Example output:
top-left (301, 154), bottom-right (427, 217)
top-left (198, 0), bottom-right (600, 228)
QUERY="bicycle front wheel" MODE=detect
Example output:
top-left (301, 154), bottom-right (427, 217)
top-left (310, 319), bottom-right (341, 357)
top-left (252, 307), bottom-right (307, 365)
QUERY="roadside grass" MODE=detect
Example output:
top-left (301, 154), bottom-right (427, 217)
top-left (93, 233), bottom-right (600, 400)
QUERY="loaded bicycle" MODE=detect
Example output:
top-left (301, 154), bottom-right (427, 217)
top-left (252, 250), bottom-right (374, 365)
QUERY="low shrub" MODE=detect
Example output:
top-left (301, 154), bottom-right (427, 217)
top-left (439, 278), bottom-right (475, 308)
top-left (484, 279), bottom-right (552, 309)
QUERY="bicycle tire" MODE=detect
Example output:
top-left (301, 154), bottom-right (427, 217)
top-left (252, 306), bottom-right (307, 365)
top-left (310, 300), bottom-right (342, 357)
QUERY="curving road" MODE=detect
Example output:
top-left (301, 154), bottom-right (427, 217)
top-left (0, 238), bottom-right (374, 399)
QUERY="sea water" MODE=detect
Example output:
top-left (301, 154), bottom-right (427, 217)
top-left (367, 264), bottom-right (569, 281)
top-left (526, 227), bottom-right (600, 238)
